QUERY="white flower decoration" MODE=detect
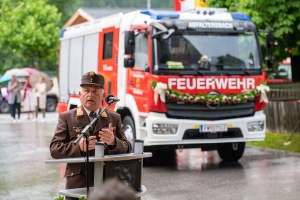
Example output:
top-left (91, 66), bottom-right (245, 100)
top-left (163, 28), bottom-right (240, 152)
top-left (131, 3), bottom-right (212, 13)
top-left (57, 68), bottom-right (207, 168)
top-left (153, 82), bottom-right (167, 105)
top-left (256, 84), bottom-right (270, 103)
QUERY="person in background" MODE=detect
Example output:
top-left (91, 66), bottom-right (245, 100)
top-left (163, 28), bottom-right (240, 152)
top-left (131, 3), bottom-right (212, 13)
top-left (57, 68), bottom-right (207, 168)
top-left (5, 83), bottom-right (10, 102)
top-left (23, 76), bottom-right (35, 120)
top-left (33, 76), bottom-right (46, 122)
top-left (50, 71), bottom-right (131, 195)
top-left (8, 75), bottom-right (22, 123)
top-left (88, 178), bottom-right (136, 200)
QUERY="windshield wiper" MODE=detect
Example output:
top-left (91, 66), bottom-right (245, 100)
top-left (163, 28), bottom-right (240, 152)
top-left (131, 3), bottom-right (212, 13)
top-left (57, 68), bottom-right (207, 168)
top-left (196, 70), bottom-right (205, 75)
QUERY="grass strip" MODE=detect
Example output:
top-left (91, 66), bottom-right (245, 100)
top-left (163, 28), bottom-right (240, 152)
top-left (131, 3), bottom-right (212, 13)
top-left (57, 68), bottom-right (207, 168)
top-left (247, 132), bottom-right (300, 153)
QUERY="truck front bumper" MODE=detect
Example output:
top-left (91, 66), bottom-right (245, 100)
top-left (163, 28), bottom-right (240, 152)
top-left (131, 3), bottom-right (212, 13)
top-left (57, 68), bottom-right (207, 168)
top-left (143, 111), bottom-right (266, 146)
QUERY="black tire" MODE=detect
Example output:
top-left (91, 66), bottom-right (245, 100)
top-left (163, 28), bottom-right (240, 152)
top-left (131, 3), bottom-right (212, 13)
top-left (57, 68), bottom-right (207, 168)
top-left (0, 100), bottom-right (9, 113)
top-left (122, 116), bottom-right (136, 153)
top-left (46, 98), bottom-right (57, 112)
top-left (217, 142), bottom-right (245, 162)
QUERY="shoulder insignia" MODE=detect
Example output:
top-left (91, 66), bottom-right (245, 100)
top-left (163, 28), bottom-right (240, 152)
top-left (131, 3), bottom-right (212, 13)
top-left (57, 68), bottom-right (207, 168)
top-left (101, 111), bottom-right (108, 118)
top-left (122, 141), bottom-right (127, 148)
top-left (77, 108), bottom-right (83, 117)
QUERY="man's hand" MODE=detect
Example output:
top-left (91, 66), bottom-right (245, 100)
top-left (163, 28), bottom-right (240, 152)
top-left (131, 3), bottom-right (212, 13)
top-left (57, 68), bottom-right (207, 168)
top-left (99, 123), bottom-right (115, 145)
top-left (79, 136), bottom-right (97, 152)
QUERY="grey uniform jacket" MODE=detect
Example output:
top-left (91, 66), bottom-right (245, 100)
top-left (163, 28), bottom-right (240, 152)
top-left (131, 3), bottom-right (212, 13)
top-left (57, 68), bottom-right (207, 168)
top-left (8, 81), bottom-right (22, 104)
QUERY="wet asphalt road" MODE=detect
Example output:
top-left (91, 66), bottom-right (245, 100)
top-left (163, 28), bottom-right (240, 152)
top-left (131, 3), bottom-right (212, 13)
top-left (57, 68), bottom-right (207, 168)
top-left (1, 112), bottom-right (300, 200)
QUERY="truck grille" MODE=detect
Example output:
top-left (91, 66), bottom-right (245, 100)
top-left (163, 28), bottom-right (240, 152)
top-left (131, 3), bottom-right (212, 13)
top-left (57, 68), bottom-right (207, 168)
top-left (165, 100), bottom-right (256, 120)
top-left (182, 128), bottom-right (243, 140)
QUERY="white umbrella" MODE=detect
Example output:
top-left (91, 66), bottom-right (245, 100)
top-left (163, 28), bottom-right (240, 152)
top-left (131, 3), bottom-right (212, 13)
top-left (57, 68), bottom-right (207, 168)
top-left (4, 68), bottom-right (29, 77)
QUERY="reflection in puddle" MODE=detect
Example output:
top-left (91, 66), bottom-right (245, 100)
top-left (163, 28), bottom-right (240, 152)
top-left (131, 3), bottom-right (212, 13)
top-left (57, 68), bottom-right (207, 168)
top-left (144, 148), bottom-right (229, 170)
top-left (176, 149), bottom-right (220, 171)
top-left (144, 148), bottom-right (245, 172)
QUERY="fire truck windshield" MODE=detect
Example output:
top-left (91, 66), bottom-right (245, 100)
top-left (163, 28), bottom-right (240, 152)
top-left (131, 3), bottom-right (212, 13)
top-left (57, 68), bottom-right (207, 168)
top-left (154, 31), bottom-right (261, 74)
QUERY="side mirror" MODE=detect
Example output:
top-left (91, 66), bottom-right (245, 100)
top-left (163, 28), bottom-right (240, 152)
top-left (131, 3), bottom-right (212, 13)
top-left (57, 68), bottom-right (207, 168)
top-left (124, 58), bottom-right (135, 68)
top-left (124, 31), bottom-right (135, 55)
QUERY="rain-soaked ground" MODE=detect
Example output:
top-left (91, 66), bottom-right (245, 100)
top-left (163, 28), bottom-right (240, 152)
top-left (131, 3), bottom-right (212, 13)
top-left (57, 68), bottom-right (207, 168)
top-left (1, 112), bottom-right (300, 200)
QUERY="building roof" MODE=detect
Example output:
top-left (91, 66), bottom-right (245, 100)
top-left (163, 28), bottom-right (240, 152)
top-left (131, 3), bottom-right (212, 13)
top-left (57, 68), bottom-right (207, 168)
top-left (63, 7), bottom-right (173, 28)
top-left (81, 8), bottom-right (138, 19)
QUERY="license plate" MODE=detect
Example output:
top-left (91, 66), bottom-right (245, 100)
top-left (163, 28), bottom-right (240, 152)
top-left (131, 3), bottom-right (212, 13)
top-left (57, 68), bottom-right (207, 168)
top-left (199, 124), bottom-right (228, 133)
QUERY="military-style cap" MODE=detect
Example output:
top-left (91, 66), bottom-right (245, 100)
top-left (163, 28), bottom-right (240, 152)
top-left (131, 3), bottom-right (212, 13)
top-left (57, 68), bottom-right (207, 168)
top-left (80, 71), bottom-right (104, 88)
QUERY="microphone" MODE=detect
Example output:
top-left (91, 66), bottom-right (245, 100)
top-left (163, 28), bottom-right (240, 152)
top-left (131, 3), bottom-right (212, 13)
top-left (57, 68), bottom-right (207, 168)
top-left (105, 94), bottom-right (120, 103)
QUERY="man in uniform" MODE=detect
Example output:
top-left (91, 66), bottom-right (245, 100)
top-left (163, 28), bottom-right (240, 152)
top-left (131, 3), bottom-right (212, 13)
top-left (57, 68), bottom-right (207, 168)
top-left (50, 71), bottom-right (132, 190)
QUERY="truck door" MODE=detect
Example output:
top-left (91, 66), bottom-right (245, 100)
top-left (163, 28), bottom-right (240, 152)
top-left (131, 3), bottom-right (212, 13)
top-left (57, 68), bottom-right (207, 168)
top-left (98, 27), bottom-right (119, 100)
top-left (127, 32), bottom-right (150, 113)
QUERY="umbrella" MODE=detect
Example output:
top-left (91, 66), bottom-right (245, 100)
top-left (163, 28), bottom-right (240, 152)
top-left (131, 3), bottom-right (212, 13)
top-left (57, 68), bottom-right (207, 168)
top-left (29, 71), bottom-right (52, 92)
top-left (0, 75), bottom-right (12, 83)
top-left (22, 67), bottom-right (37, 75)
top-left (4, 68), bottom-right (29, 77)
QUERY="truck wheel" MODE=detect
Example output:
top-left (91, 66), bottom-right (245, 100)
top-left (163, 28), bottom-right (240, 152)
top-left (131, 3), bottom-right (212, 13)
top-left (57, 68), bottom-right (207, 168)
top-left (0, 100), bottom-right (9, 113)
top-left (46, 98), bottom-right (57, 112)
top-left (123, 116), bottom-right (136, 153)
top-left (217, 142), bottom-right (245, 162)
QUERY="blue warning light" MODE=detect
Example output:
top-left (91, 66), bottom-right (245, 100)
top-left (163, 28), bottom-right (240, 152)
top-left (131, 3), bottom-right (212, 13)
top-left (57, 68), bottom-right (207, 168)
top-left (141, 9), bottom-right (180, 20)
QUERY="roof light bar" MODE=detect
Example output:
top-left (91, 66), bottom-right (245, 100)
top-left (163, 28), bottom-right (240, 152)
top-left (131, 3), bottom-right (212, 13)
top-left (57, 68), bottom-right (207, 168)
top-left (140, 9), bottom-right (179, 20)
top-left (59, 28), bottom-right (66, 38)
top-left (231, 13), bottom-right (251, 22)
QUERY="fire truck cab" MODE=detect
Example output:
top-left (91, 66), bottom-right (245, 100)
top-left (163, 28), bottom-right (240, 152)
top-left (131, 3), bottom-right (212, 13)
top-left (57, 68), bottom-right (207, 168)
top-left (59, 8), bottom-right (271, 161)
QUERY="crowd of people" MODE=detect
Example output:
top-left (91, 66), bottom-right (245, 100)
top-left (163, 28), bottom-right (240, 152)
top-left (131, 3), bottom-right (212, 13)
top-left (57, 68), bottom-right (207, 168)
top-left (5, 74), bottom-right (47, 123)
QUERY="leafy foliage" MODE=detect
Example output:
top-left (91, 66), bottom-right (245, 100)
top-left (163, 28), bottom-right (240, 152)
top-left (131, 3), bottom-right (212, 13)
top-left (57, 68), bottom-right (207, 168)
top-left (208, 0), bottom-right (300, 65)
top-left (0, 0), bottom-right (61, 72)
top-left (47, 0), bottom-right (77, 27)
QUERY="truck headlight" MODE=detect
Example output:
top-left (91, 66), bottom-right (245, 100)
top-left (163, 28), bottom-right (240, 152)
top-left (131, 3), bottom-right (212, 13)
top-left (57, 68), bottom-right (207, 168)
top-left (247, 121), bottom-right (264, 132)
top-left (152, 124), bottom-right (178, 134)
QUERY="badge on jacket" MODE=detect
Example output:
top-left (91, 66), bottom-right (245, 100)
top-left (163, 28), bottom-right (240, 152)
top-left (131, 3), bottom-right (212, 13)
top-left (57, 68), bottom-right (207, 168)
top-left (73, 126), bottom-right (83, 133)
top-left (77, 108), bottom-right (83, 116)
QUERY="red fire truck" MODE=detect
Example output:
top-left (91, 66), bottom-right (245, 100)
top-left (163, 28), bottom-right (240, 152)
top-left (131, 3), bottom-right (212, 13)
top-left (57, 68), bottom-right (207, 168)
top-left (58, 8), bottom-right (272, 161)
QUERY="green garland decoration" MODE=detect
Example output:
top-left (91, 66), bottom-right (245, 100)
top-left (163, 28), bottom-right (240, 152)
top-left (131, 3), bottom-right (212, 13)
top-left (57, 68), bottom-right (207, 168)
top-left (151, 80), bottom-right (269, 105)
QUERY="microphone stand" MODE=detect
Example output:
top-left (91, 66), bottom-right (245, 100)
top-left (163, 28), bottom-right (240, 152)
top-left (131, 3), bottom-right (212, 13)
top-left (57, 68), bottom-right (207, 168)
top-left (74, 100), bottom-right (116, 196)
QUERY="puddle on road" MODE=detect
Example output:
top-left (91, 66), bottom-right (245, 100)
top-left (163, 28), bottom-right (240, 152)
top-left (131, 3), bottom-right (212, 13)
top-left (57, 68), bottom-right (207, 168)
top-left (144, 148), bottom-right (225, 171)
top-left (143, 146), bottom-right (300, 172)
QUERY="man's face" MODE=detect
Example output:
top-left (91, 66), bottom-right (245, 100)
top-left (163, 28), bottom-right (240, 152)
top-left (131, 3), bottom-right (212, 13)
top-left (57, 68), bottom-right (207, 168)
top-left (80, 85), bottom-right (103, 111)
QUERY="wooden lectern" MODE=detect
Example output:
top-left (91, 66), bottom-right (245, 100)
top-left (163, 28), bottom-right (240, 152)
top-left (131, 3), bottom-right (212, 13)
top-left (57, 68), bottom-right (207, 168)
top-left (45, 140), bottom-right (152, 199)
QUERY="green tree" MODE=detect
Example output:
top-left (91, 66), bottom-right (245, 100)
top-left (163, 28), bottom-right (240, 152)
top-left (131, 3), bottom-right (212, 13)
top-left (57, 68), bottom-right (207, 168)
top-left (0, 0), bottom-right (61, 71)
top-left (208, 0), bottom-right (300, 65)
top-left (47, 0), bottom-right (77, 27)
top-left (0, 46), bottom-right (29, 75)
